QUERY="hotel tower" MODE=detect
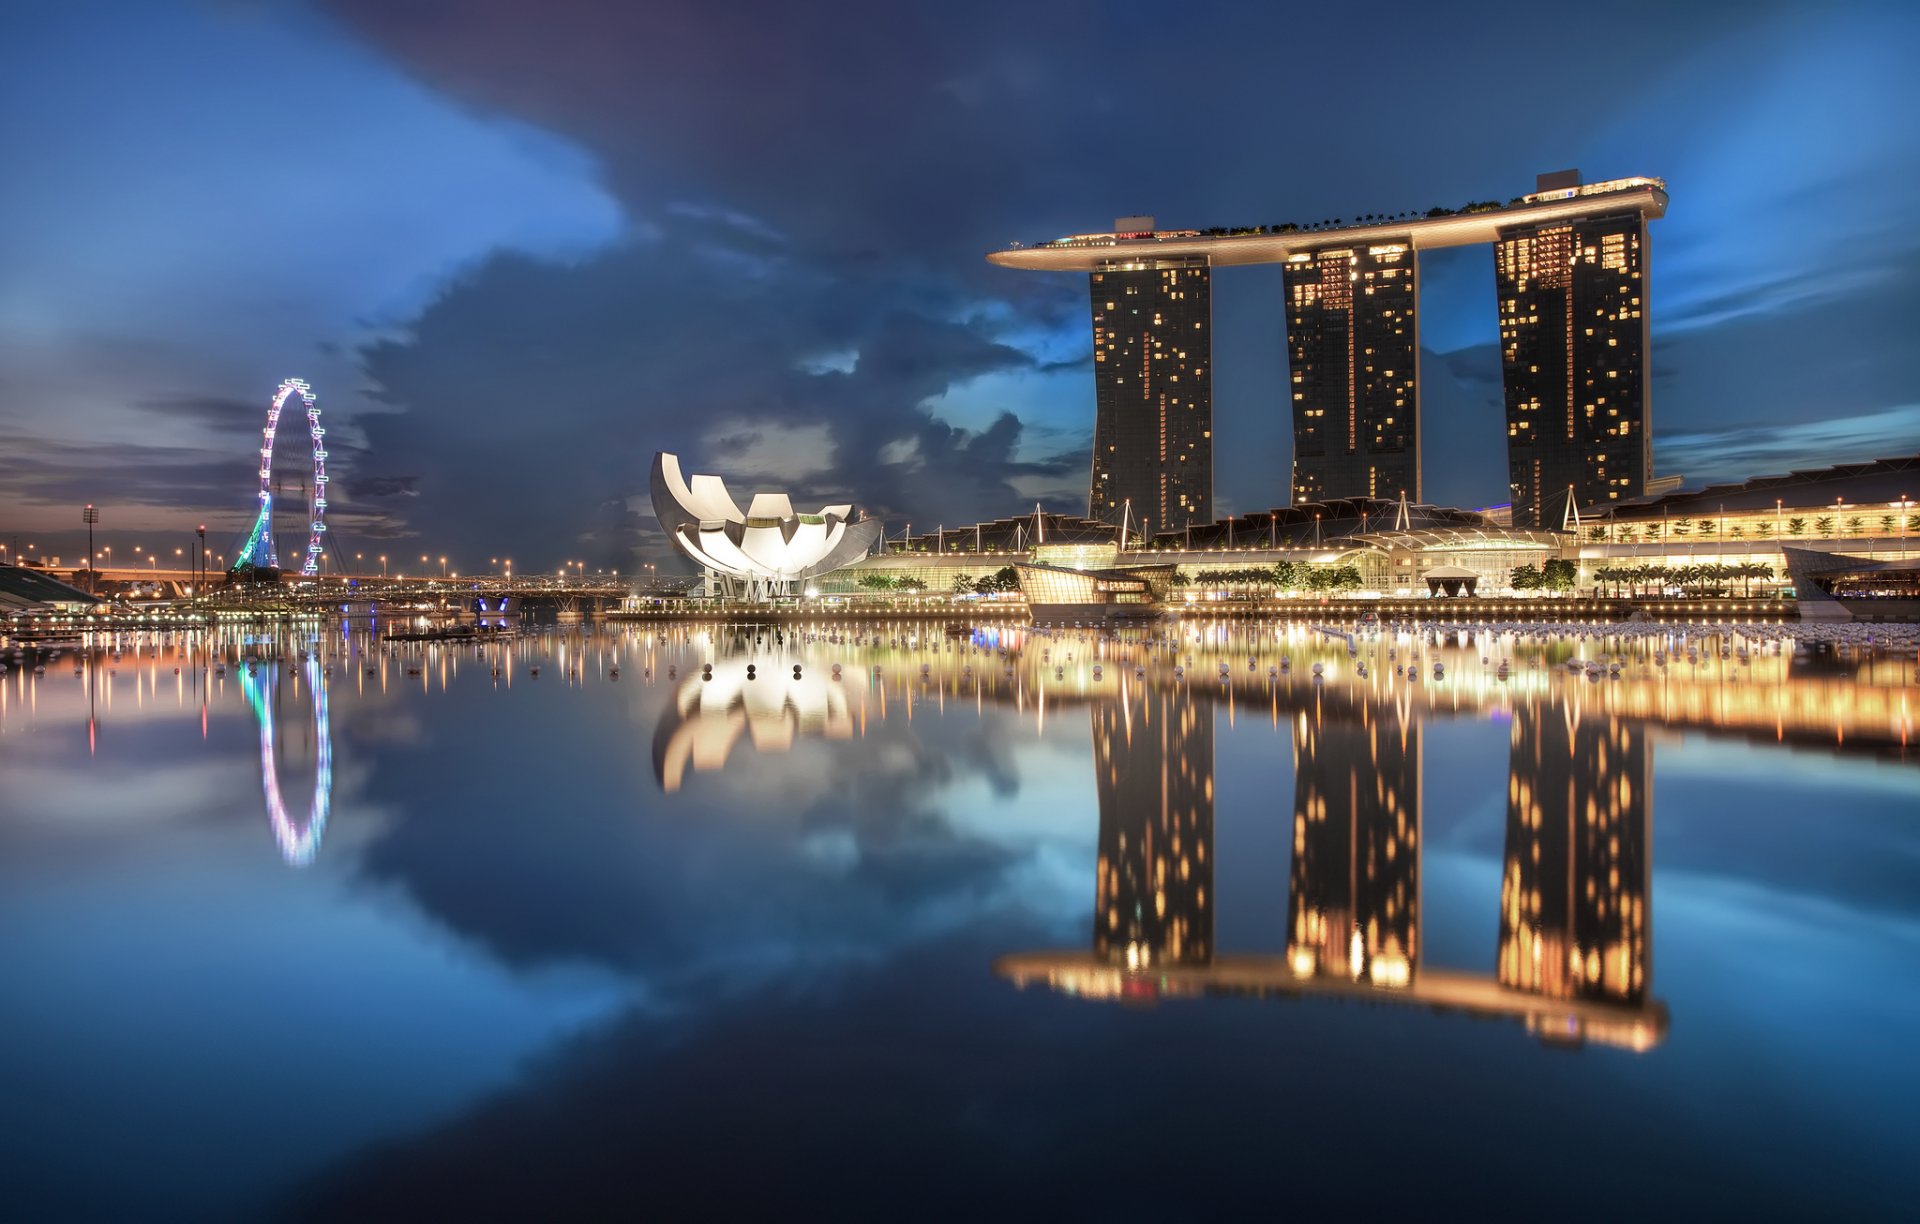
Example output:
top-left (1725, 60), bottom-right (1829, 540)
top-left (1087, 236), bottom-right (1213, 534)
top-left (989, 173), bottom-right (1666, 528)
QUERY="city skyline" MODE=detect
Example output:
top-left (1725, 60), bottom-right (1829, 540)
top-left (3, 1), bottom-right (1916, 572)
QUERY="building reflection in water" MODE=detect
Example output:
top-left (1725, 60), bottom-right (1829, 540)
top-left (1501, 703), bottom-right (1649, 1007)
top-left (1287, 695), bottom-right (1419, 988)
top-left (1091, 688), bottom-right (1213, 969)
top-left (652, 662), bottom-right (854, 792)
top-left (1000, 685), bottom-right (1667, 1052)
top-left (240, 659), bottom-right (332, 867)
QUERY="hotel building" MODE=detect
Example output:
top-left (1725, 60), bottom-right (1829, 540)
top-left (1497, 201), bottom-right (1651, 527)
top-left (988, 174), bottom-right (1667, 528)
top-left (1285, 244), bottom-right (1419, 503)
top-left (1088, 252), bottom-right (1213, 533)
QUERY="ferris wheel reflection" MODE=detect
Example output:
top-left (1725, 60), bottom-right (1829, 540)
top-left (239, 658), bottom-right (332, 866)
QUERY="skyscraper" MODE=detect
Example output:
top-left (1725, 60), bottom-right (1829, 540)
top-left (1285, 244), bottom-right (1420, 503)
top-left (1496, 205), bottom-right (1651, 528)
top-left (1088, 256), bottom-right (1212, 533)
top-left (1090, 687), bottom-right (1214, 968)
top-left (988, 176), bottom-right (1663, 521)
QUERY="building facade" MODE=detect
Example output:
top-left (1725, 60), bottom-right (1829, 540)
top-left (1285, 244), bottom-right (1420, 503)
top-left (1496, 209), bottom-right (1651, 528)
top-left (1088, 256), bottom-right (1213, 533)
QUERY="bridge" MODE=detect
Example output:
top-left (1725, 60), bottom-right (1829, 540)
top-left (35, 567), bottom-right (630, 604)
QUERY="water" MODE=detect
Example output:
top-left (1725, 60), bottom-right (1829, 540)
top-left (2, 620), bottom-right (1916, 1219)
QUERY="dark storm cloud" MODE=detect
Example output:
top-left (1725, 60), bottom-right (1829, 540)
top-left (348, 209), bottom-right (1088, 566)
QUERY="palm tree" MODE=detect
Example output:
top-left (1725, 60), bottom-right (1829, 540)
top-left (1787, 517), bottom-right (1807, 537)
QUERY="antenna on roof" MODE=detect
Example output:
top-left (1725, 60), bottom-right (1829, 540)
top-left (1561, 486), bottom-right (1582, 533)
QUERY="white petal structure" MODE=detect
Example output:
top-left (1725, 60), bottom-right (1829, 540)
top-left (651, 452), bottom-right (882, 590)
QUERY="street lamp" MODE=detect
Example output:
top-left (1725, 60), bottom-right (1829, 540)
top-left (380, 554), bottom-right (388, 578)
top-left (440, 555), bottom-right (448, 578)
top-left (82, 504), bottom-right (99, 593)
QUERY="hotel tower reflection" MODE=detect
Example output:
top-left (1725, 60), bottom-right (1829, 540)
top-left (1091, 689), bottom-right (1213, 968)
top-left (1287, 699), bottom-right (1420, 988)
top-left (1001, 690), bottom-right (1665, 1051)
top-left (1501, 703), bottom-right (1649, 1006)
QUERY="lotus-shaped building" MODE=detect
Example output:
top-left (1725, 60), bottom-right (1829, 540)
top-left (650, 452), bottom-right (882, 598)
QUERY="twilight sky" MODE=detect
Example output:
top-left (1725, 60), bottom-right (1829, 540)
top-left (3, 0), bottom-right (1916, 573)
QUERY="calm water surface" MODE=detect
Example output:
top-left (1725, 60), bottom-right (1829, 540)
top-left (2, 620), bottom-right (1916, 1219)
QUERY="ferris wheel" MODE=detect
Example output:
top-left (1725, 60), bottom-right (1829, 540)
top-left (232, 377), bottom-right (329, 577)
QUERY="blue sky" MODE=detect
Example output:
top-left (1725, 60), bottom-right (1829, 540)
top-left (2, 0), bottom-right (1915, 570)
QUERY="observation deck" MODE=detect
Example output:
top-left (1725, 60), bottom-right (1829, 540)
top-left (987, 177), bottom-right (1667, 271)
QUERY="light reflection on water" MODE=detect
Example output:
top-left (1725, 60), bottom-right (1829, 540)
top-left (0, 617), bottom-right (1915, 1216)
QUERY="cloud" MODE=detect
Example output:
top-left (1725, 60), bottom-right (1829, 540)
top-left (135, 395), bottom-right (274, 437)
top-left (1658, 405), bottom-right (1920, 487)
top-left (701, 421), bottom-right (836, 484)
top-left (0, 0), bottom-right (622, 549)
top-left (342, 209), bottom-right (1088, 568)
